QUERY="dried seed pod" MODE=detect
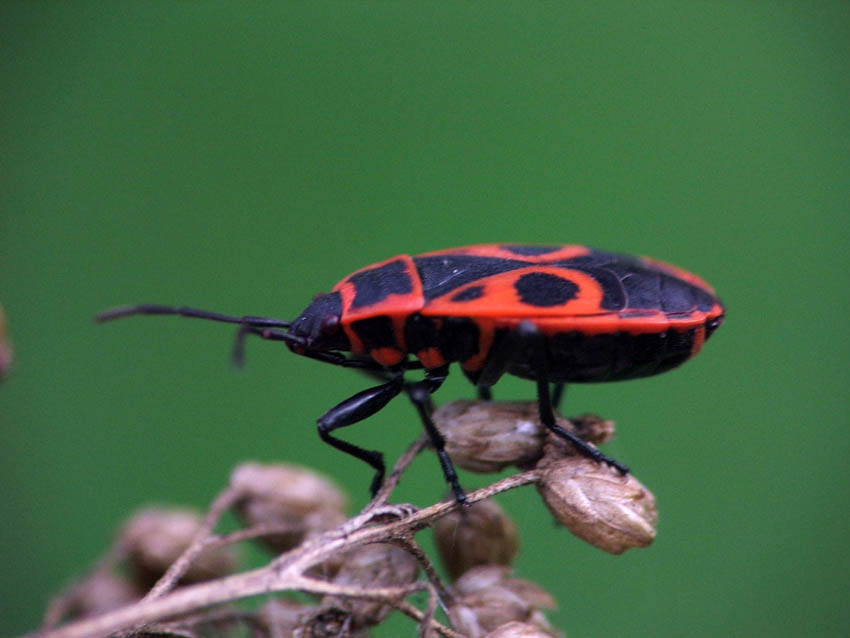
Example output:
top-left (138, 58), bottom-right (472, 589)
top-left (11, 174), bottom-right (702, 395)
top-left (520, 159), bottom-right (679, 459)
top-left (258, 597), bottom-right (316, 638)
top-left (537, 456), bottom-right (657, 554)
top-left (434, 400), bottom-right (549, 472)
top-left (485, 620), bottom-right (562, 638)
top-left (324, 542), bottom-right (419, 629)
top-left (53, 572), bottom-right (141, 623)
top-left (433, 498), bottom-right (519, 580)
top-left (298, 606), bottom-right (370, 638)
top-left (0, 304), bottom-right (12, 381)
top-left (119, 507), bottom-right (237, 588)
top-left (230, 462), bottom-right (347, 554)
top-left (449, 566), bottom-right (557, 638)
top-left (569, 413), bottom-right (616, 445)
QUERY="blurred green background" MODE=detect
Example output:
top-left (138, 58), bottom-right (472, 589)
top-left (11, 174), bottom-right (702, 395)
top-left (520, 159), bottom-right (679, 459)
top-left (2, 2), bottom-right (848, 636)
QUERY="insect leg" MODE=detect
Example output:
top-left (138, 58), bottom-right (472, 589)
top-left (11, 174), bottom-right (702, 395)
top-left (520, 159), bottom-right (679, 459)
top-left (405, 366), bottom-right (468, 505)
top-left (518, 322), bottom-right (629, 475)
top-left (472, 328), bottom-right (526, 402)
top-left (551, 382), bottom-right (566, 410)
top-left (477, 386), bottom-right (492, 401)
top-left (317, 375), bottom-right (404, 496)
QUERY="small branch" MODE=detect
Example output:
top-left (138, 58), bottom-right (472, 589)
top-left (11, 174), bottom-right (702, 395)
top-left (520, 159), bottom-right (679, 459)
top-left (33, 469), bottom-right (542, 638)
top-left (293, 576), bottom-right (425, 601)
top-left (158, 606), bottom-right (268, 634)
top-left (393, 535), bottom-right (454, 606)
top-left (144, 485), bottom-right (243, 601)
top-left (419, 583), bottom-right (439, 638)
top-left (202, 522), bottom-right (306, 553)
top-left (368, 434), bottom-right (430, 509)
top-left (395, 599), bottom-right (466, 638)
top-left (40, 545), bottom-right (124, 631)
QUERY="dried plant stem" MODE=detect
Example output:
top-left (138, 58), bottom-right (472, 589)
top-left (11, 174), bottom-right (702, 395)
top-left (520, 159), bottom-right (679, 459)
top-left (203, 521), bottom-right (307, 552)
top-left (144, 485), bottom-right (243, 601)
top-left (32, 469), bottom-right (542, 638)
top-left (368, 434), bottom-right (430, 508)
top-left (40, 545), bottom-right (124, 631)
top-left (394, 535), bottom-right (455, 606)
top-left (394, 599), bottom-right (467, 638)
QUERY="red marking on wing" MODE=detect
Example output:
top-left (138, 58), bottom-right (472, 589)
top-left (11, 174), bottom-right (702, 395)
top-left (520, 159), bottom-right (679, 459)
top-left (421, 266), bottom-right (607, 318)
top-left (421, 265), bottom-right (724, 337)
top-left (417, 244), bottom-right (592, 263)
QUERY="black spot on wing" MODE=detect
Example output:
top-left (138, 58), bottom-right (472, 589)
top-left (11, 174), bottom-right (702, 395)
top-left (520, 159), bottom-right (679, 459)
top-left (501, 245), bottom-right (562, 256)
top-left (548, 254), bottom-right (626, 311)
top-left (550, 262), bottom-right (627, 311)
top-left (451, 285), bottom-right (484, 302)
top-left (514, 272), bottom-right (579, 307)
top-left (349, 259), bottom-right (413, 310)
top-left (413, 255), bottom-right (529, 301)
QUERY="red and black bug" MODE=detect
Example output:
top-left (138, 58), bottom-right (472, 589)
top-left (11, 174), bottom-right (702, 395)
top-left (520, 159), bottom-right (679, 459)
top-left (97, 244), bottom-right (725, 503)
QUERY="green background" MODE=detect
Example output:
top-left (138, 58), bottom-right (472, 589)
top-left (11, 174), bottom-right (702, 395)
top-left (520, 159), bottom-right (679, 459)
top-left (2, 2), bottom-right (848, 636)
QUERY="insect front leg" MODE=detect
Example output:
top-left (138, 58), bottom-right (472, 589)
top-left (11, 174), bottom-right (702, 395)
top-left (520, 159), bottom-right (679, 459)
top-left (518, 322), bottom-right (629, 475)
top-left (317, 375), bottom-right (404, 496)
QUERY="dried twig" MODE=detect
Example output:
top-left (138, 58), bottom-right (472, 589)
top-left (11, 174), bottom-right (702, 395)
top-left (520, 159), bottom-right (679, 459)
top-left (32, 469), bottom-right (541, 638)
top-left (144, 485), bottom-right (242, 601)
top-left (33, 403), bottom-right (657, 638)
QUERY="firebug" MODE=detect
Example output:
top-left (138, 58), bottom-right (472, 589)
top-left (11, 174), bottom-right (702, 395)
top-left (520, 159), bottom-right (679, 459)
top-left (97, 244), bottom-right (725, 503)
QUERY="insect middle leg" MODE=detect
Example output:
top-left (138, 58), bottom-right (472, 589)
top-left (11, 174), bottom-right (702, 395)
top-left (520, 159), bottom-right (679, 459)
top-left (404, 365), bottom-right (469, 505)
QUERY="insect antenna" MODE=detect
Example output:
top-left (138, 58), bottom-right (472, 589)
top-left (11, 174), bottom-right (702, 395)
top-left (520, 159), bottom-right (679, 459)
top-left (95, 304), bottom-right (292, 328)
top-left (95, 304), bottom-right (304, 365)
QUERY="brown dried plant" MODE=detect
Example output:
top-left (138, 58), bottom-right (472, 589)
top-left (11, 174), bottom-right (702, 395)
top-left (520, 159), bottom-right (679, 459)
top-left (32, 401), bottom-right (657, 638)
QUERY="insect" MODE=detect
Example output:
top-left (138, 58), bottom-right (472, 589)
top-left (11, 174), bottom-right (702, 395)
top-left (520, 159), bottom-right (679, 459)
top-left (97, 244), bottom-right (725, 503)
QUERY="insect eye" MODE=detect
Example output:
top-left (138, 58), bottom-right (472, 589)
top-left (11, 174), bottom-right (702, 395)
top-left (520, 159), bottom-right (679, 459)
top-left (320, 314), bottom-right (340, 336)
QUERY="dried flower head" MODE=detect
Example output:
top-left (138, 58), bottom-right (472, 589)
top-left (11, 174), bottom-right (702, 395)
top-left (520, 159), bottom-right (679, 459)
top-left (57, 572), bottom-right (141, 622)
top-left (434, 400), bottom-right (550, 472)
top-left (230, 462), bottom-right (347, 554)
top-left (258, 597), bottom-right (317, 637)
top-left (298, 606), bottom-right (370, 638)
top-left (434, 498), bottom-right (519, 580)
top-left (537, 456), bottom-right (657, 554)
top-left (568, 413), bottom-right (616, 445)
top-left (119, 507), bottom-right (237, 588)
top-left (485, 620), bottom-right (561, 638)
top-left (449, 566), bottom-right (558, 638)
top-left (323, 542), bottom-right (419, 629)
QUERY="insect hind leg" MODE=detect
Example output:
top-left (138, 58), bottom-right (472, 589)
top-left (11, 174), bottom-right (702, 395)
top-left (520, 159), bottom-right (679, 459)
top-left (551, 382), bottom-right (566, 410)
top-left (517, 322), bottom-right (629, 475)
